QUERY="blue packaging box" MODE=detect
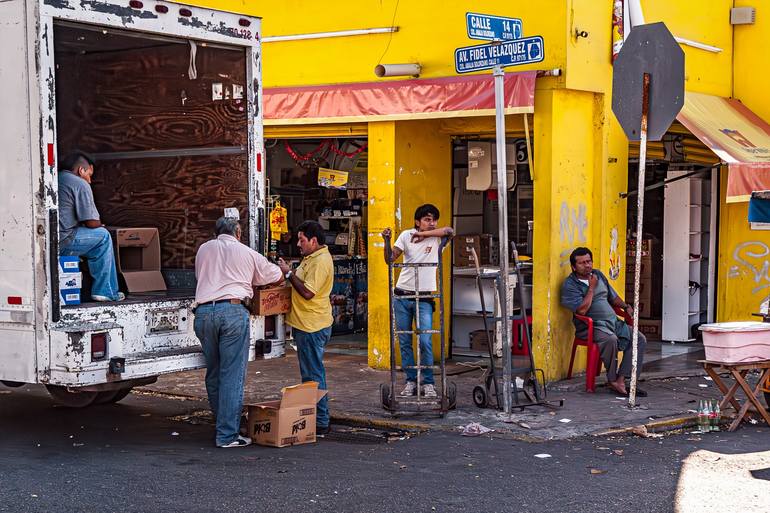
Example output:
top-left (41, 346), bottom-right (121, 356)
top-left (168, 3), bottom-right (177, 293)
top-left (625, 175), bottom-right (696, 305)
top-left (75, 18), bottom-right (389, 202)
top-left (58, 256), bottom-right (80, 274)
top-left (60, 288), bottom-right (81, 306)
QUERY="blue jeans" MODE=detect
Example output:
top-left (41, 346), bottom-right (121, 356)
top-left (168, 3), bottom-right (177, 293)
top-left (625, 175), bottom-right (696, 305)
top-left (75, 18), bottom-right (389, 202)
top-left (294, 326), bottom-right (332, 428)
top-left (60, 227), bottom-right (120, 300)
top-left (394, 298), bottom-right (434, 385)
top-left (193, 302), bottom-right (250, 446)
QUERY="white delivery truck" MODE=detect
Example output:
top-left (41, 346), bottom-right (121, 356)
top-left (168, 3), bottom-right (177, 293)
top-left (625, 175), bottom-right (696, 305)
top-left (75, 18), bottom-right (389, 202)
top-left (0, 0), bottom-right (281, 406)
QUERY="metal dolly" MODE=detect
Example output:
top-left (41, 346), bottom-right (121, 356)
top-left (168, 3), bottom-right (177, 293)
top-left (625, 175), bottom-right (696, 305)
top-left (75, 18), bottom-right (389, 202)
top-left (471, 251), bottom-right (563, 411)
top-left (380, 237), bottom-right (456, 416)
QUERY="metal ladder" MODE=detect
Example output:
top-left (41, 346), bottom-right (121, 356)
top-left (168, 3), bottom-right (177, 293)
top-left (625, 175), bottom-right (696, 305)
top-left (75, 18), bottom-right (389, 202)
top-left (380, 237), bottom-right (456, 416)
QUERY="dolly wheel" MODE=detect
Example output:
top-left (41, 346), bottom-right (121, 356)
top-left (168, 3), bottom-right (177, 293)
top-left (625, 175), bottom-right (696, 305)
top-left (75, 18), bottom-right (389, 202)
top-left (380, 383), bottom-right (393, 411)
top-left (473, 385), bottom-right (488, 408)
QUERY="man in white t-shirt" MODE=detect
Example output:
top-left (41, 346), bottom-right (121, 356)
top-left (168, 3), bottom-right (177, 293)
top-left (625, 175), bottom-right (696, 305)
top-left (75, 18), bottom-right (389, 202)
top-left (382, 204), bottom-right (453, 398)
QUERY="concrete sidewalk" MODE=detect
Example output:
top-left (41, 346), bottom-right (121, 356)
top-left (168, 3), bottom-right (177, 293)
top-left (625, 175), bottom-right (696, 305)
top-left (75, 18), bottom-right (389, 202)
top-left (139, 349), bottom-right (750, 441)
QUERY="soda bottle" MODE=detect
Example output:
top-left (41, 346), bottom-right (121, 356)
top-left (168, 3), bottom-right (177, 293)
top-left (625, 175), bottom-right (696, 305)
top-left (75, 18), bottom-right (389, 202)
top-left (712, 400), bottom-right (721, 432)
top-left (708, 399), bottom-right (717, 431)
top-left (697, 400), bottom-right (709, 433)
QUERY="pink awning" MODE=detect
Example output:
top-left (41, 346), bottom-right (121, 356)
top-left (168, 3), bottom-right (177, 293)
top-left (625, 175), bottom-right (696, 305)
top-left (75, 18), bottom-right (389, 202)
top-left (263, 71), bottom-right (536, 125)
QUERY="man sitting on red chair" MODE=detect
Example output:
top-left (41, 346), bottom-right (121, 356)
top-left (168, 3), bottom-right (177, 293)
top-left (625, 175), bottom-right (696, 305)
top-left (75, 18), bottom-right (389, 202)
top-left (560, 247), bottom-right (647, 397)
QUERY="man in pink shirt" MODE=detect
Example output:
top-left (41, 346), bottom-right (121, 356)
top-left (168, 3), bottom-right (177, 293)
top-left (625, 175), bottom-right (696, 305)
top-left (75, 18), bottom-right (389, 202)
top-left (194, 217), bottom-right (282, 448)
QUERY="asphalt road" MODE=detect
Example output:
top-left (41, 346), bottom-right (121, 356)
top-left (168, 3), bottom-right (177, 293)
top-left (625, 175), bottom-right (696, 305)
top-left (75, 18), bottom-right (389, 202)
top-left (1, 385), bottom-right (769, 513)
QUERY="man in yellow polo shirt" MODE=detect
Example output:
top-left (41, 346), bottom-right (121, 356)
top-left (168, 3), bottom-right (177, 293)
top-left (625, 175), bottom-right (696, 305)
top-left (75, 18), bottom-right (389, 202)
top-left (278, 220), bottom-right (334, 434)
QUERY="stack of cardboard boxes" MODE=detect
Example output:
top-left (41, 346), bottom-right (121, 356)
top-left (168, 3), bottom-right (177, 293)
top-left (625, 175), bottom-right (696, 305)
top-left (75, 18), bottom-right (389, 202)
top-left (58, 256), bottom-right (82, 305)
top-left (625, 237), bottom-right (662, 341)
top-left (453, 234), bottom-right (499, 267)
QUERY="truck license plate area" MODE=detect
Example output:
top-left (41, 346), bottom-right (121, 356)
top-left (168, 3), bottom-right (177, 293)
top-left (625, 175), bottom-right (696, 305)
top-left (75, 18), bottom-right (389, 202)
top-left (146, 309), bottom-right (183, 334)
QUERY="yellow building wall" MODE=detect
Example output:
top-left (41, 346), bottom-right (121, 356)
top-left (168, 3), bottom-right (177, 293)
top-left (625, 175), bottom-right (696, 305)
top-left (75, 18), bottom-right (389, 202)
top-left (193, 0), bottom-right (567, 87)
top-left (716, 1), bottom-right (770, 322)
top-left (533, 88), bottom-right (604, 378)
top-left (366, 119), bottom-right (452, 368)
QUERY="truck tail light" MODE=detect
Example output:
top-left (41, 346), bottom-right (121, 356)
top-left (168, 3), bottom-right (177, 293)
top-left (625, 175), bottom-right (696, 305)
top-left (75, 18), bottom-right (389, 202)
top-left (91, 333), bottom-right (107, 361)
top-left (179, 8), bottom-right (192, 17)
top-left (7, 296), bottom-right (22, 305)
top-left (128, 0), bottom-right (143, 8)
top-left (239, 18), bottom-right (251, 27)
top-left (155, 5), bottom-right (168, 13)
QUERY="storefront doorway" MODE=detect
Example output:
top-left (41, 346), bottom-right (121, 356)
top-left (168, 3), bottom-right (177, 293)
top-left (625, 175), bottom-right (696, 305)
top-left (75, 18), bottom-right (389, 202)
top-left (449, 137), bottom-right (534, 357)
top-left (265, 137), bottom-right (369, 352)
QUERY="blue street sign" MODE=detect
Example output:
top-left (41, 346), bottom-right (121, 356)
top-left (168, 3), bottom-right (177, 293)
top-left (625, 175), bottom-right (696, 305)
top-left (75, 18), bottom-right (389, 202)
top-left (466, 12), bottom-right (523, 41)
top-left (454, 36), bottom-right (544, 74)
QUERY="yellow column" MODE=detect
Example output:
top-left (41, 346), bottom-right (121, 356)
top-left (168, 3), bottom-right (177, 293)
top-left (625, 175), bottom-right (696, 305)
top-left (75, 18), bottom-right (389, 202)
top-left (533, 88), bottom-right (616, 380)
top-left (367, 121), bottom-right (397, 369)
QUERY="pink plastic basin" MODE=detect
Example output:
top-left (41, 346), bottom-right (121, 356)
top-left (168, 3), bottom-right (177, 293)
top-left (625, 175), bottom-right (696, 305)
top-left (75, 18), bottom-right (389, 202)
top-left (699, 322), bottom-right (770, 363)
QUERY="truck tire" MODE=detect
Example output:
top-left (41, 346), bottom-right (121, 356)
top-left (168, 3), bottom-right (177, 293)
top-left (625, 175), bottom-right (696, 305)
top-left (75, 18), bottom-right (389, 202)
top-left (45, 385), bottom-right (98, 408)
top-left (94, 387), bottom-right (133, 404)
top-left (1, 380), bottom-right (25, 388)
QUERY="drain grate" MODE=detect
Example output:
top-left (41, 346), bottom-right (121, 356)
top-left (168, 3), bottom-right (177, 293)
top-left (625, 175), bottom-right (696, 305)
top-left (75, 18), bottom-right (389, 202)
top-left (320, 427), bottom-right (412, 445)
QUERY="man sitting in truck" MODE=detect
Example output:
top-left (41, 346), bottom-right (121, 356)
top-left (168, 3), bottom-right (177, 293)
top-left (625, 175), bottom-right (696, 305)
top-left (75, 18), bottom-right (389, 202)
top-left (58, 151), bottom-right (124, 302)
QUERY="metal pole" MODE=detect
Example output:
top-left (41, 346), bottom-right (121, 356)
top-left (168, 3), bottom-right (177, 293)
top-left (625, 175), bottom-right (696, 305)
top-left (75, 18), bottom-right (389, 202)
top-left (628, 72), bottom-right (650, 408)
top-left (493, 65), bottom-right (513, 414)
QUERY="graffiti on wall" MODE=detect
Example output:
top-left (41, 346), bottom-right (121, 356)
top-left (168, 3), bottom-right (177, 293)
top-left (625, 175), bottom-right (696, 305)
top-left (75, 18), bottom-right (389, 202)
top-left (728, 241), bottom-right (770, 308)
top-left (559, 201), bottom-right (588, 267)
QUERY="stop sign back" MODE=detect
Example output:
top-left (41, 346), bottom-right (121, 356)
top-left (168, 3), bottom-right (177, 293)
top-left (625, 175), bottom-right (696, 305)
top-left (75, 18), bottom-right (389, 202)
top-left (612, 22), bottom-right (685, 141)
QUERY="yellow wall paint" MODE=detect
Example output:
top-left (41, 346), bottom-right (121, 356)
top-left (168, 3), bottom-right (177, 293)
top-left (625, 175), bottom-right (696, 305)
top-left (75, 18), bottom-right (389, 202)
top-left (533, 88), bottom-right (600, 379)
top-left (717, 167), bottom-right (770, 321)
top-left (192, 0), bottom-right (567, 87)
top-left (565, 0), bottom-right (614, 93)
top-left (642, 0), bottom-right (733, 96)
top-left (366, 121), bottom-right (397, 369)
top-left (366, 119), bottom-right (452, 369)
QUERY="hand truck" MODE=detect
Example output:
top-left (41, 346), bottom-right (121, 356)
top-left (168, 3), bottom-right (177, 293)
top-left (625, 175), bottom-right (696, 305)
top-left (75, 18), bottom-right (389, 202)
top-left (380, 236), bottom-right (456, 416)
top-left (471, 250), bottom-right (563, 411)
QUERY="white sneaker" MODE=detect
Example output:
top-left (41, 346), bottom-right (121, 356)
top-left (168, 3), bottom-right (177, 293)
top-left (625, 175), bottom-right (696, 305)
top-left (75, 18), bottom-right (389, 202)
top-left (218, 435), bottom-right (252, 448)
top-left (92, 292), bottom-right (125, 302)
top-left (422, 384), bottom-right (438, 398)
top-left (400, 382), bottom-right (417, 396)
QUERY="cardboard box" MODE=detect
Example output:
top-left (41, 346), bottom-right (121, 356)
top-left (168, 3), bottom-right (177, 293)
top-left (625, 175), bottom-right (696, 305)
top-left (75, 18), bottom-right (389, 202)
top-left (625, 277), bottom-right (652, 305)
top-left (107, 227), bottom-right (166, 292)
top-left (246, 382), bottom-right (327, 447)
top-left (60, 289), bottom-right (81, 305)
top-left (59, 272), bottom-right (82, 290)
top-left (454, 235), bottom-right (481, 267)
top-left (637, 300), bottom-right (651, 319)
top-left (477, 234), bottom-right (499, 266)
top-left (252, 286), bottom-right (292, 316)
top-left (58, 256), bottom-right (80, 274)
top-left (469, 329), bottom-right (490, 352)
top-left (637, 318), bottom-right (662, 341)
top-left (626, 238), bottom-right (655, 259)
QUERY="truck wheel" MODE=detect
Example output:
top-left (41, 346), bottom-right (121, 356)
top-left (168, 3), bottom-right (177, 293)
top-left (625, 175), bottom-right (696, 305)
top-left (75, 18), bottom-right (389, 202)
top-left (94, 387), bottom-right (133, 404)
top-left (45, 385), bottom-right (98, 408)
top-left (1, 380), bottom-right (25, 388)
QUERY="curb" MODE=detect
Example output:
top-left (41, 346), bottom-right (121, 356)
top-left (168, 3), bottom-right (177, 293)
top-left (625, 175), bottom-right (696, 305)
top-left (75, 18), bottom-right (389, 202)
top-left (594, 414), bottom-right (698, 437)
top-left (330, 411), bottom-right (434, 433)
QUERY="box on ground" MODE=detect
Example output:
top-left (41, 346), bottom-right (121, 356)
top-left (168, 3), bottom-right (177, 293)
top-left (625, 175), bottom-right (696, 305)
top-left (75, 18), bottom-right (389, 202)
top-left (246, 382), bottom-right (327, 447)
top-left (637, 318), bottom-right (661, 341)
top-left (700, 322), bottom-right (770, 363)
top-left (107, 227), bottom-right (166, 292)
top-left (252, 286), bottom-right (292, 316)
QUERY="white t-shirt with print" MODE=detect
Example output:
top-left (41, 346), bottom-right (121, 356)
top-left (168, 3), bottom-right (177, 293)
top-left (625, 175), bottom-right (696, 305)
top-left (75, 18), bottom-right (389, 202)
top-left (394, 229), bottom-right (442, 292)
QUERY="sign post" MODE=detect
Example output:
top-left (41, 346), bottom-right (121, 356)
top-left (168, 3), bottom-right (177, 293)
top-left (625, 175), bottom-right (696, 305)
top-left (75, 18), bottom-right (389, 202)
top-left (612, 22), bottom-right (684, 408)
top-left (456, 14), bottom-right (544, 414)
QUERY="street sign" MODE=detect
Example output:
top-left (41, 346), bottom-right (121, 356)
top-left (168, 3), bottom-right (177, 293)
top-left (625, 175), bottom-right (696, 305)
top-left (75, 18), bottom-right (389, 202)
top-left (466, 12), bottom-right (523, 41)
top-left (612, 22), bottom-right (685, 141)
top-left (454, 36), bottom-right (544, 74)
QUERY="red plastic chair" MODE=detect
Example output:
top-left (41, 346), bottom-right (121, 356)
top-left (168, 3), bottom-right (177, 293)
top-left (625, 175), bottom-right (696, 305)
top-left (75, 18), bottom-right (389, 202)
top-left (511, 316), bottom-right (533, 356)
top-left (567, 306), bottom-right (632, 392)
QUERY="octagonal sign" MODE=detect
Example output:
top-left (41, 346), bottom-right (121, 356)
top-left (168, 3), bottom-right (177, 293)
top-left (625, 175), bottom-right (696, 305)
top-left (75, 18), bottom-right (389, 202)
top-left (612, 22), bottom-right (685, 141)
